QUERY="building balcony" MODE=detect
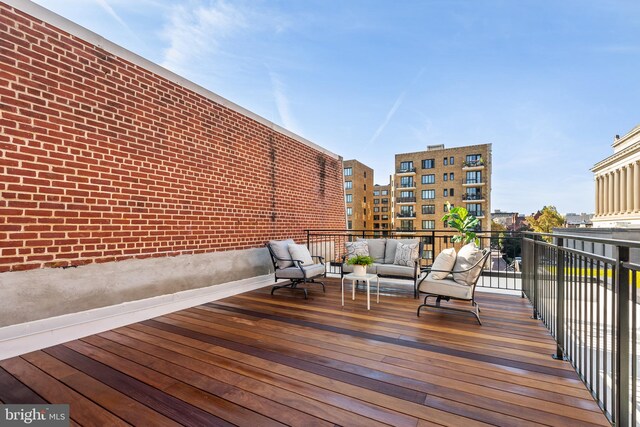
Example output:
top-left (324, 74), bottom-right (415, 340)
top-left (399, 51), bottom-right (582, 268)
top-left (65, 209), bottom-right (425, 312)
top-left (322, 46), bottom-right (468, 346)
top-left (396, 212), bottom-right (416, 218)
top-left (396, 197), bottom-right (416, 204)
top-left (396, 183), bottom-right (416, 189)
top-left (462, 194), bottom-right (485, 201)
top-left (462, 179), bottom-right (485, 186)
top-left (396, 167), bottom-right (416, 175)
top-left (462, 160), bottom-right (485, 170)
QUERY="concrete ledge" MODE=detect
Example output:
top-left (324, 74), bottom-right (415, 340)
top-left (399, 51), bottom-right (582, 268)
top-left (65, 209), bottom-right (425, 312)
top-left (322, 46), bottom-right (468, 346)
top-left (0, 273), bottom-right (274, 361)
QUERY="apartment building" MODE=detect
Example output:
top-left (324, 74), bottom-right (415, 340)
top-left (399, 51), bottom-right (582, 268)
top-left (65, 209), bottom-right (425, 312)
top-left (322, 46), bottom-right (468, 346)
top-left (372, 178), bottom-right (394, 235)
top-left (592, 124), bottom-right (640, 228)
top-left (394, 144), bottom-right (492, 232)
top-left (343, 160), bottom-right (374, 230)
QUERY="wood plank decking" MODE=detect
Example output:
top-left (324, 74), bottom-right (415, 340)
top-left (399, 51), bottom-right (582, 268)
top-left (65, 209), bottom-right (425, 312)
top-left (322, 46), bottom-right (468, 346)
top-left (0, 278), bottom-right (609, 426)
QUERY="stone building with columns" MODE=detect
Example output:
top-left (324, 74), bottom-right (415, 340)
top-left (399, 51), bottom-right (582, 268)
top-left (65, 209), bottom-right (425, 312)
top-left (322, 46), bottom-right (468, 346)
top-left (592, 124), bottom-right (640, 228)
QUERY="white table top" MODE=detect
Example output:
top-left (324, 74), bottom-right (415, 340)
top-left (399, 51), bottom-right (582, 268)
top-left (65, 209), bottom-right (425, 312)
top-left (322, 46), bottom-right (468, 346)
top-left (343, 273), bottom-right (378, 280)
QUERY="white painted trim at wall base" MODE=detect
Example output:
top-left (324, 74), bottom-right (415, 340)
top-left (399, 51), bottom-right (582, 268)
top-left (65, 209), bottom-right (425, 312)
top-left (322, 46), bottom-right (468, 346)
top-left (0, 274), bottom-right (274, 361)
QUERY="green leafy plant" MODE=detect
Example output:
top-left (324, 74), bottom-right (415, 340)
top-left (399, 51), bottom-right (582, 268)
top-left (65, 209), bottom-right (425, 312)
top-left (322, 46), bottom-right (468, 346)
top-left (346, 255), bottom-right (374, 266)
top-left (442, 202), bottom-right (480, 245)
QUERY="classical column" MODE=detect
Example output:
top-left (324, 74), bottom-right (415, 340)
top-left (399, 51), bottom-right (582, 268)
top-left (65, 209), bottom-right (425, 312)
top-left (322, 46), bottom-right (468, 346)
top-left (635, 161), bottom-right (640, 212)
top-left (621, 167), bottom-right (627, 213)
top-left (595, 176), bottom-right (601, 215)
top-left (609, 172), bottom-right (615, 215)
top-left (627, 163), bottom-right (634, 213)
top-left (614, 169), bottom-right (621, 214)
top-left (604, 173), bottom-right (610, 214)
top-left (598, 176), bottom-right (604, 215)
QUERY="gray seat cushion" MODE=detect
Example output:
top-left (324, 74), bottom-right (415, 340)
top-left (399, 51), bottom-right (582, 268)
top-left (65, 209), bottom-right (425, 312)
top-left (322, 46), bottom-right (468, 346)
top-left (357, 238), bottom-right (386, 263)
top-left (342, 263), bottom-right (378, 274)
top-left (384, 238), bottom-right (419, 264)
top-left (276, 263), bottom-right (325, 279)
top-left (269, 239), bottom-right (295, 269)
top-left (377, 263), bottom-right (415, 278)
top-left (418, 274), bottom-right (473, 300)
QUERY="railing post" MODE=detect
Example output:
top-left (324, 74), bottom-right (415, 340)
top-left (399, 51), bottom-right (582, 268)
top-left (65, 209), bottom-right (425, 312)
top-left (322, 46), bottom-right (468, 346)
top-left (531, 238), bottom-right (539, 319)
top-left (616, 245), bottom-right (630, 427)
top-left (553, 237), bottom-right (566, 360)
top-left (306, 230), bottom-right (310, 249)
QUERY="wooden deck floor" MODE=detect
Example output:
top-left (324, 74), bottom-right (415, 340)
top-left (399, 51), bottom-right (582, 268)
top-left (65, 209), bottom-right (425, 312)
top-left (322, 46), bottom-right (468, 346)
top-left (0, 278), bottom-right (609, 426)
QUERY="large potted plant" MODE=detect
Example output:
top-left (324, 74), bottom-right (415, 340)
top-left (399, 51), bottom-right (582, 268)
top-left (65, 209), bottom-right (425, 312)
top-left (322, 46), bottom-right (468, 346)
top-left (347, 255), bottom-right (373, 276)
top-left (442, 202), bottom-right (480, 245)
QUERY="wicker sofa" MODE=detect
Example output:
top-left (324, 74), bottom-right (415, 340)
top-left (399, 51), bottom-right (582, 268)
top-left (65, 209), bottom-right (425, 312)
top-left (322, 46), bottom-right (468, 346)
top-left (341, 238), bottom-right (424, 298)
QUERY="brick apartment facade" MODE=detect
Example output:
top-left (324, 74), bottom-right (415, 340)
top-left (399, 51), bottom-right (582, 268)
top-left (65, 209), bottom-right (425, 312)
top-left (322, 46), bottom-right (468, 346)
top-left (372, 180), bottom-right (393, 235)
top-left (343, 160), bottom-right (373, 231)
top-left (394, 144), bottom-right (492, 233)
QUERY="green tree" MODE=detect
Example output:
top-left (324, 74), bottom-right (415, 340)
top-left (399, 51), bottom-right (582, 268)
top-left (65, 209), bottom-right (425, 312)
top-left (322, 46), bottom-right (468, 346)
top-left (490, 220), bottom-right (507, 249)
top-left (526, 206), bottom-right (564, 240)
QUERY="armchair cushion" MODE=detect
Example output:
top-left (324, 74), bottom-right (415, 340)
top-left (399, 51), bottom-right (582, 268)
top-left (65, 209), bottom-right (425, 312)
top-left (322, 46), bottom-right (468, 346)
top-left (419, 275), bottom-right (473, 300)
top-left (269, 239), bottom-right (295, 269)
top-left (345, 240), bottom-right (369, 260)
top-left (452, 243), bottom-right (485, 285)
top-left (429, 247), bottom-right (457, 280)
top-left (357, 238), bottom-right (386, 263)
top-left (384, 238), bottom-right (419, 264)
top-left (276, 263), bottom-right (325, 279)
top-left (393, 241), bottom-right (419, 267)
top-left (288, 243), bottom-right (314, 265)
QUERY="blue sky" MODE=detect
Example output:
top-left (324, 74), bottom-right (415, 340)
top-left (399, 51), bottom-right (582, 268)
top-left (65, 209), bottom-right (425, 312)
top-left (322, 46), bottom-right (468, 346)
top-left (32, 0), bottom-right (640, 215)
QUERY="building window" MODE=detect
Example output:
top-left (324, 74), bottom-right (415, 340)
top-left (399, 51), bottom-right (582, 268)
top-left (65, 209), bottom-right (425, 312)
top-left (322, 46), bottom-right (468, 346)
top-left (422, 189), bottom-right (435, 199)
top-left (381, 198), bottom-right (389, 204)
top-left (345, 194), bottom-right (352, 203)
top-left (450, 156), bottom-right (454, 165)
top-left (400, 220), bottom-right (413, 230)
top-left (443, 157), bottom-right (448, 166)
top-left (400, 176), bottom-right (414, 187)
top-left (374, 223), bottom-right (380, 229)
top-left (450, 188), bottom-right (454, 196)
top-left (381, 190), bottom-right (388, 195)
top-left (374, 206), bottom-right (380, 212)
top-left (466, 171), bottom-right (481, 184)
top-left (466, 154), bottom-right (482, 163)
top-left (421, 174), bottom-right (435, 184)
top-left (381, 207), bottom-right (388, 212)
top-left (363, 208), bottom-right (367, 215)
top-left (422, 220), bottom-right (435, 229)
top-left (345, 181), bottom-right (352, 189)
top-left (443, 173), bottom-right (448, 182)
top-left (348, 220), bottom-right (352, 229)
top-left (422, 159), bottom-right (434, 169)
top-left (382, 215), bottom-right (389, 220)
top-left (364, 171), bottom-right (367, 178)
top-left (467, 203), bottom-right (482, 216)
top-left (422, 204), bottom-right (435, 214)
top-left (373, 199), bottom-right (380, 205)
top-left (373, 190), bottom-right (380, 196)
top-left (344, 167), bottom-right (352, 176)
top-left (444, 203), bottom-right (454, 212)
top-left (443, 189), bottom-right (448, 197)
top-left (424, 250), bottom-right (433, 260)
top-left (450, 172), bottom-right (454, 181)
top-left (399, 161), bottom-right (414, 172)
top-left (374, 215), bottom-right (380, 221)
top-left (347, 207), bottom-right (352, 216)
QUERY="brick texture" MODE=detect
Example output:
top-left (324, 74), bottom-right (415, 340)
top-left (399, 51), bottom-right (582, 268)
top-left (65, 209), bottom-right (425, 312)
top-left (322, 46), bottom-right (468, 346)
top-left (0, 3), bottom-right (345, 272)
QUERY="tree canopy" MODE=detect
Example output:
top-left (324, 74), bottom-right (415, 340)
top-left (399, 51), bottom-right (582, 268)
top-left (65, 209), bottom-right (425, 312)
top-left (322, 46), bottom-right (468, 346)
top-left (526, 206), bottom-right (564, 235)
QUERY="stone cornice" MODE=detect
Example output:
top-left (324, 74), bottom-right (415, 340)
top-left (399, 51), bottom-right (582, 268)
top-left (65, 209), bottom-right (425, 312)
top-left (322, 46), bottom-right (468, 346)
top-left (591, 142), bottom-right (640, 173)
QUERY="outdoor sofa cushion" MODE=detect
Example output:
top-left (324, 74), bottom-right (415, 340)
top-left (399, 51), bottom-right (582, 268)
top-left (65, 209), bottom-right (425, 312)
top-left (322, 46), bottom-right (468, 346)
top-left (356, 238), bottom-right (386, 263)
top-left (275, 263), bottom-right (326, 279)
top-left (376, 263), bottom-right (415, 278)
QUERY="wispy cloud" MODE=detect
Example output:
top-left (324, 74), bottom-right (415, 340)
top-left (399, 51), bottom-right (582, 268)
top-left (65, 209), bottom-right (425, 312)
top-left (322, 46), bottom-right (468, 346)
top-left (368, 91), bottom-right (406, 145)
top-left (160, 1), bottom-right (247, 74)
top-left (268, 70), bottom-right (301, 135)
top-left (368, 67), bottom-right (426, 145)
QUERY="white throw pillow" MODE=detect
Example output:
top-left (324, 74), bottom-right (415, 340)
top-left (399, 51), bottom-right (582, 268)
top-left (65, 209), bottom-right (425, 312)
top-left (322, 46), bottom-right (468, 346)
top-left (288, 243), bottom-right (314, 265)
top-left (393, 241), bottom-right (419, 267)
top-left (429, 247), bottom-right (457, 280)
top-left (345, 240), bottom-right (369, 261)
top-left (452, 243), bottom-right (484, 285)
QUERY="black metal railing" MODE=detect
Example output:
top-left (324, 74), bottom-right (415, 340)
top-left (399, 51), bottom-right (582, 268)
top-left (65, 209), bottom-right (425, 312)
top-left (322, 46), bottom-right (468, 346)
top-left (306, 229), bottom-right (523, 290)
top-left (462, 193), bottom-right (484, 201)
top-left (396, 167), bottom-right (416, 173)
top-left (397, 212), bottom-right (416, 218)
top-left (463, 179), bottom-right (483, 184)
top-left (396, 197), bottom-right (416, 203)
top-left (462, 160), bottom-right (485, 167)
top-left (468, 210), bottom-right (484, 217)
top-left (522, 232), bottom-right (640, 426)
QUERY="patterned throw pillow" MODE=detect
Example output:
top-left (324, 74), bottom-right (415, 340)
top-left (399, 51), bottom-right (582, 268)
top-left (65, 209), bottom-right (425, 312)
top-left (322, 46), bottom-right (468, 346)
top-left (393, 241), bottom-right (419, 267)
top-left (345, 240), bottom-right (369, 261)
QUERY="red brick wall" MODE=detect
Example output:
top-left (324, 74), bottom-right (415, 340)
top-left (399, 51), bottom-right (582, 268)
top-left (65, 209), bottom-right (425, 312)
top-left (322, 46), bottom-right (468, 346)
top-left (0, 3), bottom-right (346, 273)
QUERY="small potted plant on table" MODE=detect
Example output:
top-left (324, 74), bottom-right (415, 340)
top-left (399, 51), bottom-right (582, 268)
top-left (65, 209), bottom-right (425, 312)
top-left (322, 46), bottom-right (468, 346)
top-left (347, 255), bottom-right (374, 276)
